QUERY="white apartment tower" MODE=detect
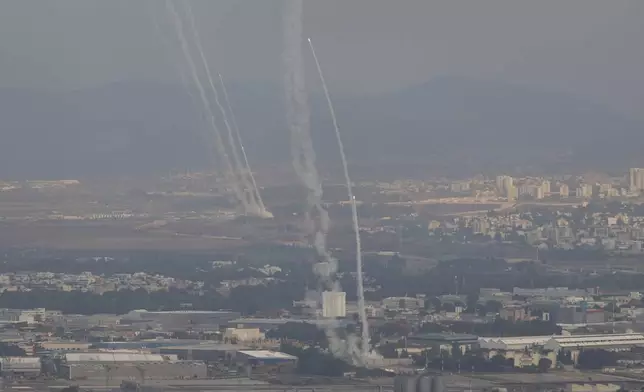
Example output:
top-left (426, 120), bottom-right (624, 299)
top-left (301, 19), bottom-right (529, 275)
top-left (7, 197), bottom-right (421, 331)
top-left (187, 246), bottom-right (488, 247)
top-left (322, 291), bottom-right (346, 318)
top-left (541, 180), bottom-right (551, 195)
top-left (630, 168), bottom-right (644, 193)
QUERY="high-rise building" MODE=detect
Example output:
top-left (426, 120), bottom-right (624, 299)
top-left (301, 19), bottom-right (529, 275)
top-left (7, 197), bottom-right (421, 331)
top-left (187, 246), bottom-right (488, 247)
top-left (541, 180), bottom-right (551, 195)
top-left (322, 291), bottom-right (346, 318)
top-left (559, 184), bottom-right (569, 198)
top-left (496, 175), bottom-right (513, 195)
top-left (630, 168), bottom-right (644, 192)
top-left (535, 187), bottom-right (545, 200)
top-left (506, 184), bottom-right (518, 201)
top-left (576, 184), bottom-right (593, 198)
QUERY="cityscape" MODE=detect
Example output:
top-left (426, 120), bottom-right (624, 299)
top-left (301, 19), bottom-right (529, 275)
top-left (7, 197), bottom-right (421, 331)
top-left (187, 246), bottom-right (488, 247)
top-left (0, 1), bottom-right (643, 392)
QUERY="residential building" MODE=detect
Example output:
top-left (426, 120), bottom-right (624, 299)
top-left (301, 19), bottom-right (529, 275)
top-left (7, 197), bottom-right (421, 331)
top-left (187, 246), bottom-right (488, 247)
top-left (630, 168), bottom-right (644, 192)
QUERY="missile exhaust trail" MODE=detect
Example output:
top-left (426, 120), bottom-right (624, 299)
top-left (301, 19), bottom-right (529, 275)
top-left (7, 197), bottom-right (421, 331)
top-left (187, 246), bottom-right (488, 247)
top-left (307, 37), bottom-right (371, 359)
top-left (283, 0), bottom-right (366, 366)
top-left (218, 73), bottom-right (271, 217)
top-left (182, 0), bottom-right (263, 216)
top-left (165, 0), bottom-right (247, 211)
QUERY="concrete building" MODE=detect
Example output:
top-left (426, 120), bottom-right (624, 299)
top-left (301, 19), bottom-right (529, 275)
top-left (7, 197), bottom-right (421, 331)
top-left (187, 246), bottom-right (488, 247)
top-left (62, 361), bottom-right (207, 381)
top-left (576, 184), bottom-right (593, 198)
top-left (630, 168), bottom-right (644, 192)
top-left (382, 296), bottom-right (425, 311)
top-left (496, 175), bottom-right (512, 194)
top-left (479, 336), bottom-right (558, 351)
top-left (322, 291), bottom-right (346, 318)
top-left (499, 306), bottom-right (527, 321)
top-left (235, 350), bottom-right (298, 367)
top-left (506, 184), bottom-right (518, 201)
top-left (160, 343), bottom-right (251, 362)
top-left (60, 352), bottom-right (206, 381)
top-left (223, 328), bottom-right (264, 342)
top-left (0, 357), bottom-right (41, 377)
top-left (559, 184), bottom-right (570, 198)
top-left (544, 333), bottom-right (644, 364)
top-left (406, 333), bottom-right (479, 355)
top-left (541, 180), bottom-right (551, 195)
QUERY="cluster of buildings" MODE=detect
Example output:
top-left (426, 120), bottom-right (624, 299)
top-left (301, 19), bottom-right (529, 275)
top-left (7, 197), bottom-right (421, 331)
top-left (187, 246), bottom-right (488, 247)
top-left (0, 272), bottom-right (205, 294)
top-left (0, 308), bottom-right (299, 385)
top-left (427, 205), bottom-right (644, 250)
top-left (442, 168), bottom-right (644, 202)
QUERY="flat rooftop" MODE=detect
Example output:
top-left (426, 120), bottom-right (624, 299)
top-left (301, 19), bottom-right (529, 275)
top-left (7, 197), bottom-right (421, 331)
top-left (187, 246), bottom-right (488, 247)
top-left (407, 333), bottom-right (479, 343)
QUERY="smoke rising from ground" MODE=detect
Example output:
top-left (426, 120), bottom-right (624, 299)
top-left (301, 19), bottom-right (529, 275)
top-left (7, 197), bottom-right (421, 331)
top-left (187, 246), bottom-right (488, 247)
top-left (163, 0), bottom-right (269, 218)
top-left (307, 37), bottom-right (371, 359)
top-left (283, 0), bottom-right (368, 366)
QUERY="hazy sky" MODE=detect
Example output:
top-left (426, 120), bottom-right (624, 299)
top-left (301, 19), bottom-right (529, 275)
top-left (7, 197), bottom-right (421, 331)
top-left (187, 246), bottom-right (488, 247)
top-left (0, 0), bottom-right (642, 117)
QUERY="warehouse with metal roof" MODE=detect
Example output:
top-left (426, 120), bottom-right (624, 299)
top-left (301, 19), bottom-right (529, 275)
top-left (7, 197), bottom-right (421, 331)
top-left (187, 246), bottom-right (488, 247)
top-left (544, 333), bottom-right (644, 351)
top-left (479, 335), bottom-right (560, 351)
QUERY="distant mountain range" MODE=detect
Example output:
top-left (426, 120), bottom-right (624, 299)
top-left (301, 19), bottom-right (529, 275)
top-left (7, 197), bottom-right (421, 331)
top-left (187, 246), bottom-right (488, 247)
top-left (0, 76), bottom-right (641, 179)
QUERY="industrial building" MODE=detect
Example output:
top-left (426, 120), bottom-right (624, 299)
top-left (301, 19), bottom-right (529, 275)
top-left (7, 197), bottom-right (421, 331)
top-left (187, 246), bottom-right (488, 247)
top-left (59, 353), bottom-right (207, 381)
top-left (382, 297), bottom-right (425, 311)
top-left (543, 333), bottom-right (644, 364)
top-left (479, 335), bottom-right (559, 351)
top-left (405, 333), bottom-right (479, 355)
top-left (235, 350), bottom-right (298, 375)
top-left (160, 343), bottom-right (251, 362)
top-left (223, 327), bottom-right (264, 342)
top-left (0, 357), bottom-right (41, 377)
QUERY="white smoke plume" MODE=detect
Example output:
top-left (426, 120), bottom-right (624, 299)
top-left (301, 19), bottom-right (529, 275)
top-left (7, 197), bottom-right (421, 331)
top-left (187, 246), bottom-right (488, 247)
top-left (165, 0), bottom-right (248, 211)
top-left (181, 1), bottom-right (269, 218)
top-left (282, 0), bottom-right (368, 366)
top-left (218, 73), bottom-right (271, 218)
top-left (307, 37), bottom-right (371, 358)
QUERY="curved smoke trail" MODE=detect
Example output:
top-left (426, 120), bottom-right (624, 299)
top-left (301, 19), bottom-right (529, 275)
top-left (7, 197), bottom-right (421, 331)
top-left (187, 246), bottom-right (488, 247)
top-left (283, 0), bottom-right (366, 366)
top-left (218, 73), bottom-right (270, 217)
top-left (165, 0), bottom-right (248, 212)
top-left (147, 0), bottom-right (216, 168)
top-left (307, 37), bottom-right (371, 359)
top-left (182, 1), bottom-right (265, 217)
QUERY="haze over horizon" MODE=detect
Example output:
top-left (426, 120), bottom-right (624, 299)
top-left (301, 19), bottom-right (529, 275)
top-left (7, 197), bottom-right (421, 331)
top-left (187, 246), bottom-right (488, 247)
top-left (0, 0), bottom-right (641, 179)
top-left (0, 0), bottom-right (642, 118)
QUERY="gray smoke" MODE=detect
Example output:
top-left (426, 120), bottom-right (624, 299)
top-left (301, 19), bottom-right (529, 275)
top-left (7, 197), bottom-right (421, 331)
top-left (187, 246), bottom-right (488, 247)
top-left (165, 0), bottom-right (247, 210)
top-left (218, 72), bottom-right (271, 218)
top-left (182, 1), bottom-right (269, 218)
top-left (307, 37), bottom-right (371, 359)
top-left (282, 0), bottom-right (366, 366)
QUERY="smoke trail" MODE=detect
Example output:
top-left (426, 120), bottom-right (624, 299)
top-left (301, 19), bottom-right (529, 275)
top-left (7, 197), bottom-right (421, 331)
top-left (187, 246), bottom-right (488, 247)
top-left (218, 73), bottom-right (271, 217)
top-left (165, 0), bottom-right (248, 211)
top-left (307, 37), bottom-right (371, 358)
top-left (283, 0), bottom-right (366, 366)
top-left (182, 1), bottom-right (265, 216)
top-left (147, 0), bottom-right (216, 168)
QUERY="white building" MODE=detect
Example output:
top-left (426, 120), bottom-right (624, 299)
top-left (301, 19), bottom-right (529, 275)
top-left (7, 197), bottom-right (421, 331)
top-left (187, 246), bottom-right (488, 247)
top-left (322, 291), bottom-right (346, 318)
top-left (630, 168), bottom-right (644, 192)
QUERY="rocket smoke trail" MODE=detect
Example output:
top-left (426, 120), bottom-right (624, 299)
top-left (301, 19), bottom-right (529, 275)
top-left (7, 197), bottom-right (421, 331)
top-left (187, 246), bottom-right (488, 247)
top-left (218, 73), bottom-right (270, 217)
top-left (147, 0), bottom-right (212, 164)
top-left (182, 1), bottom-right (266, 217)
top-left (165, 0), bottom-right (248, 211)
top-left (283, 0), bottom-right (365, 366)
top-left (307, 37), bottom-right (371, 358)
